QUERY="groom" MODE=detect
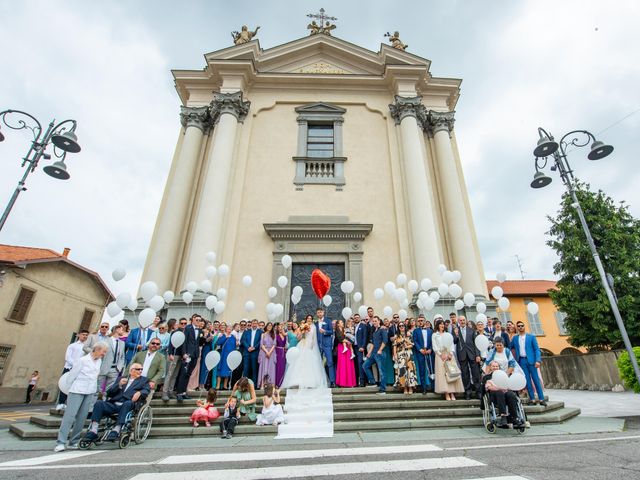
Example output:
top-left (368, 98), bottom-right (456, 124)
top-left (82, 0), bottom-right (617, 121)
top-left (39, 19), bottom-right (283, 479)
top-left (315, 307), bottom-right (336, 388)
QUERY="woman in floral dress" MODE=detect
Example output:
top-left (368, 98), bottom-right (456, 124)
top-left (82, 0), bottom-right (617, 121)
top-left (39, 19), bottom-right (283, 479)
top-left (392, 322), bottom-right (417, 395)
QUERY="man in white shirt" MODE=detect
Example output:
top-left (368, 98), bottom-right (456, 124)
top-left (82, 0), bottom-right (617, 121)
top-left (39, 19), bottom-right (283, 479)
top-left (56, 330), bottom-right (89, 410)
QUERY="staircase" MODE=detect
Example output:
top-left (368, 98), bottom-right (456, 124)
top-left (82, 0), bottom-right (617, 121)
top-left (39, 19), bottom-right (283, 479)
top-left (10, 387), bottom-right (580, 439)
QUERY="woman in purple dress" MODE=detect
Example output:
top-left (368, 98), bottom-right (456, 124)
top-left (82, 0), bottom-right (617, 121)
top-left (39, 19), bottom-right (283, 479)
top-left (257, 322), bottom-right (277, 389)
top-left (274, 323), bottom-right (287, 387)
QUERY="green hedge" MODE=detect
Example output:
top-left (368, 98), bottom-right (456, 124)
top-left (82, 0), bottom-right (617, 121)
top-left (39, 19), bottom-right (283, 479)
top-left (616, 347), bottom-right (640, 393)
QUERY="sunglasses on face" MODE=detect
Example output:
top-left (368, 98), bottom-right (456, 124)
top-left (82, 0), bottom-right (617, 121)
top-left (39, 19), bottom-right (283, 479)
top-left (180, 322), bottom-right (187, 326)
top-left (150, 342), bottom-right (160, 346)
top-left (132, 368), bottom-right (143, 371)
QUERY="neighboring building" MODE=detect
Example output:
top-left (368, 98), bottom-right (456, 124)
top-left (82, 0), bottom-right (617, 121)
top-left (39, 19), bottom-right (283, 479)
top-left (486, 279), bottom-right (585, 356)
top-left (0, 245), bottom-right (112, 404)
top-left (141, 26), bottom-right (489, 322)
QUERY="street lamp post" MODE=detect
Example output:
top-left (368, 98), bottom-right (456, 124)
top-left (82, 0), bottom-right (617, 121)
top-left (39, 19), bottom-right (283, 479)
top-left (531, 127), bottom-right (640, 387)
top-left (0, 109), bottom-right (81, 232)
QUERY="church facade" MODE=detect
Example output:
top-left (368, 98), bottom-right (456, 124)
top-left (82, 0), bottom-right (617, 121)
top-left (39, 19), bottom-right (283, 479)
top-left (141, 32), bottom-right (487, 322)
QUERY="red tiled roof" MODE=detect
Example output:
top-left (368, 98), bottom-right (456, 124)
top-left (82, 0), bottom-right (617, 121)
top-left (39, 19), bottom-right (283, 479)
top-left (0, 244), bottom-right (63, 264)
top-left (486, 280), bottom-right (557, 296)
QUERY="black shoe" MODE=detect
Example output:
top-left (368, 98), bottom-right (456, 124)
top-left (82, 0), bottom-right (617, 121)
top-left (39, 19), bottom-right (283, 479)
top-left (496, 416), bottom-right (507, 427)
top-left (83, 431), bottom-right (98, 442)
top-left (182, 394), bottom-right (192, 400)
top-left (540, 400), bottom-right (547, 407)
top-left (106, 430), bottom-right (119, 442)
top-left (464, 392), bottom-right (471, 400)
top-left (176, 394), bottom-right (185, 402)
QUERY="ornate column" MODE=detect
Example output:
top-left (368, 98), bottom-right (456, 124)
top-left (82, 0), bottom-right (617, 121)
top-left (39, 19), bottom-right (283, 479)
top-left (142, 106), bottom-right (210, 293)
top-left (183, 92), bottom-right (250, 285)
top-left (428, 111), bottom-right (486, 296)
top-left (389, 96), bottom-right (442, 282)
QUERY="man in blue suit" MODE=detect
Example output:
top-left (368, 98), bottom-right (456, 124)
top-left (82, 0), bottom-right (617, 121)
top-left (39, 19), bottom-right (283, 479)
top-left (125, 325), bottom-right (151, 366)
top-left (315, 308), bottom-right (335, 387)
top-left (513, 321), bottom-right (546, 405)
top-left (353, 313), bottom-right (370, 387)
top-left (241, 319), bottom-right (263, 385)
top-left (412, 315), bottom-right (433, 394)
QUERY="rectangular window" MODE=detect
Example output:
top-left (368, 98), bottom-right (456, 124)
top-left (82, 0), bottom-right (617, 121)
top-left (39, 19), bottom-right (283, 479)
top-left (0, 344), bottom-right (14, 385)
top-left (7, 287), bottom-right (36, 324)
top-left (79, 309), bottom-right (95, 332)
top-left (524, 298), bottom-right (544, 336)
top-left (307, 124), bottom-right (334, 158)
top-left (555, 311), bottom-right (568, 336)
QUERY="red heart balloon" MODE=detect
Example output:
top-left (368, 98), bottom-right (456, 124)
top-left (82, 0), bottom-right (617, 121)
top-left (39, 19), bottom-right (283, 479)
top-left (311, 269), bottom-right (331, 299)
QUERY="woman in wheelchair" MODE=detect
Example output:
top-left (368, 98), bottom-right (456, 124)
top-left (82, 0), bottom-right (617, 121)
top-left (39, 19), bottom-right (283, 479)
top-left (481, 359), bottom-right (524, 428)
top-left (83, 363), bottom-right (150, 442)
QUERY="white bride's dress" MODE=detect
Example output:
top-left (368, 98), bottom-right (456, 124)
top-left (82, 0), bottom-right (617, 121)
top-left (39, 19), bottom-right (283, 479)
top-left (276, 324), bottom-right (334, 439)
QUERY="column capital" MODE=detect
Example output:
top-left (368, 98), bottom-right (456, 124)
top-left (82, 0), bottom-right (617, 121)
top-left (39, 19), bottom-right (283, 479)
top-left (179, 105), bottom-right (211, 133)
top-left (389, 95), bottom-right (428, 125)
top-left (210, 91), bottom-right (251, 123)
top-left (427, 110), bottom-right (456, 135)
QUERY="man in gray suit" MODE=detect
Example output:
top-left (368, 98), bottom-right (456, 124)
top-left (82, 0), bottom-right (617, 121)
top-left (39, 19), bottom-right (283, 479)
top-left (453, 316), bottom-right (481, 400)
top-left (83, 321), bottom-right (112, 354)
top-left (98, 324), bottom-right (125, 394)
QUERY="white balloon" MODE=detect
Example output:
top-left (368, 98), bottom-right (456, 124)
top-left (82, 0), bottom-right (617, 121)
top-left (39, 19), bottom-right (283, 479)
top-left (185, 281), bottom-right (198, 294)
top-left (277, 275), bottom-right (288, 289)
top-left (437, 264), bottom-right (447, 276)
top-left (437, 283), bottom-right (449, 297)
top-left (507, 372), bottom-right (527, 391)
top-left (206, 251), bottom-right (217, 264)
top-left (106, 301), bottom-right (122, 318)
top-left (396, 273), bottom-right (407, 286)
top-left (344, 281), bottom-right (355, 293)
top-left (416, 299), bottom-right (424, 309)
top-left (527, 302), bottom-right (539, 315)
top-left (116, 292), bottom-right (132, 309)
top-left (394, 288), bottom-right (407, 302)
top-left (140, 281), bottom-right (158, 302)
top-left (420, 278), bottom-right (432, 291)
top-left (418, 291), bottom-right (429, 303)
top-left (286, 346), bottom-right (300, 364)
top-left (448, 283), bottom-right (463, 298)
top-left (293, 286), bottom-right (303, 297)
top-left (266, 303), bottom-right (275, 315)
top-left (496, 272), bottom-right (507, 283)
top-left (441, 332), bottom-right (454, 348)
top-left (384, 281), bottom-right (396, 295)
top-left (58, 372), bottom-right (71, 395)
top-left (398, 309), bottom-right (408, 321)
top-left (491, 286), bottom-right (504, 300)
top-left (429, 291), bottom-right (440, 302)
top-left (442, 270), bottom-right (454, 284)
top-left (218, 264), bottom-right (230, 277)
top-left (383, 306), bottom-right (393, 318)
top-left (407, 279), bottom-right (419, 293)
top-left (216, 288), bottom-right (227, 301)
top-left (400, 299), bottom-right (409, 309)
top-left (476, 302), bottom-right (487, 314)
top-left (205, 351), bottom-right (221, 370)
top-left (498, 296), bottom-right (510, 311)
top-left (454, 299), bottom-right (465, 311)
top-left (424, 298), bottom-right (435, 311)
top-left (148, 295), bottom-right (165, 312)
top-left (205, 295), bottom-right (218, 310)
top-left (242, 275), bottom-right (252, 287)
top-left (264, 287), bottom-right (276, 300)
top-left (227, 350), bottom-right (242, 370)
top-left (274, 303), bottom-right (284, 317)
top-left (452, 270), bottom-right (462, 283)
top-left (171, 330), bottom-right (185, 348)
top-left (291, 293), bottom-right (301, 305)
top-left (267, 313), bottom-right (277, 321)
top-left (200, 279), bottom-right (212, 293)
top-left (138, 307), bottom-right (155, 328)
top-left (463, 292), bottom-right (476, 307)
top-left (205, 266), bottom-right (217, 279)
top-left (127, 298), bottom-right (138, 311)
top-left (476, 313), bottom-right (487, 324)
top-left (214, 301), bottom-right (226, 314)
top-left (353, 291), bottom-right (362, 302)
top-left (342, 307), bottom-right (353, 320)
top-left (245, 300), bottom-right (255, 312)
top-left (182, 291), bottom-right (193, 305)
top-left (492, 370), bottom-right (509, 389)
top-left (281, 254), bottom-right (293, 269)
top-left (163, 290), bottom-right (175, 303)
top-left (475, 334), bottom-right (490, 353)
top-left (323, 295), bottom-right (332, 307)
top-left (358, 305), bottom-right (368, 317)
top-left (373, 288), bottom-right (384, 300)
top-left (112, 268), bottom-right (126, 282)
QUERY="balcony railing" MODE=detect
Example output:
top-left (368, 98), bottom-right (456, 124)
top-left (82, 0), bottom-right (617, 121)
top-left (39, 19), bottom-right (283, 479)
top-left (293, 156), bottom-right (346, 191)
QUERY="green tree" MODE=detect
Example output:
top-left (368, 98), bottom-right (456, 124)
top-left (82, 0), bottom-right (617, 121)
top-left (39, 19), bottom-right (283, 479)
top-left (546, 182), bottom-right (640, 349)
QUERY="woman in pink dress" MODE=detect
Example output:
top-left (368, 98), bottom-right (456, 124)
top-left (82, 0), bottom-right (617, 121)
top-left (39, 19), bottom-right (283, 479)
top-left (335, 319), bottom-right (356, 387)
top-left (257, 323), bottom-right (277, 388)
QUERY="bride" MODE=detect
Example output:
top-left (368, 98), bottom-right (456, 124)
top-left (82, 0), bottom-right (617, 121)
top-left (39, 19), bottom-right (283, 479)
top-left (280, 317), bottom-right (328, 389)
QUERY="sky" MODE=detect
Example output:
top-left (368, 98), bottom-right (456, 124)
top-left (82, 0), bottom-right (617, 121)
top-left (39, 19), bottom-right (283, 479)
top-left (1, 0), bottom-right (638, 306)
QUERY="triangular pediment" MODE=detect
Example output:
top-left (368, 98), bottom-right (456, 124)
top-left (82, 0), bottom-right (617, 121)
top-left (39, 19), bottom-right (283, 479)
top-left (295, 102), bottom-right (346, 114)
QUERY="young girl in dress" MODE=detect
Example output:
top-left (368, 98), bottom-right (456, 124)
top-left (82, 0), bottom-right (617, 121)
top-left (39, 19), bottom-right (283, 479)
top-left (255, 383), bottom-right (285, 426)
top-left (189, 388), bottom-right (220, 427)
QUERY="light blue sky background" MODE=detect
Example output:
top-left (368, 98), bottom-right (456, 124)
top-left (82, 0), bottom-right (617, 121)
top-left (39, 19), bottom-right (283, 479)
top-left (1, 0), bottom-right (638, 303)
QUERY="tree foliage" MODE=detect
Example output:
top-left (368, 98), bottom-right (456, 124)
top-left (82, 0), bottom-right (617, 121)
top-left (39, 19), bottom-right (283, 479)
top-left (617, 347), bottom-right (640, 393)
top-left (546, 182), bottom-right (640, 349)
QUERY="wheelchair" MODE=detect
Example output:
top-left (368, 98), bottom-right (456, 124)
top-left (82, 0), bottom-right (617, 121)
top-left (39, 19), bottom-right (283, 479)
top-left (78, 400), bottom-right (153, 449)
top-left (481, 392), bottom-right (527, 434)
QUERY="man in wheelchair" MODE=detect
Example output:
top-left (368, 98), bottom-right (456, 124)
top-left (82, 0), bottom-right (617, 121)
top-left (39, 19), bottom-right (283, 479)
top-left (481, 360), bottom-right (524, 428)
top-left (84, 363), bottom-right (150, 442)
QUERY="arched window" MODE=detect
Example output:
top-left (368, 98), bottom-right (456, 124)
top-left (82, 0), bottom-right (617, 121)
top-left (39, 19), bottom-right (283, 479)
top-left (540, 348), bottom-right (554, 357)
top-left (560, 347), bottom-right (582, 356)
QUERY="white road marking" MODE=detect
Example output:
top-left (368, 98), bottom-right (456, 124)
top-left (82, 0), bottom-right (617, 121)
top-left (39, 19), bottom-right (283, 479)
top-left (131, 457), bottom-right (485, 480)
top-left (159, 443), bottom-right (442, 465)
top-left (444, 434), bottom-right (640, 452)
top-left (0, 450), bottom-right (100, 467)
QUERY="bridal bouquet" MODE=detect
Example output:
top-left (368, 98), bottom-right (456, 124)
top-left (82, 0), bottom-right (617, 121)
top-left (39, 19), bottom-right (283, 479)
top-left (299, 322), bottom-right (311, 339)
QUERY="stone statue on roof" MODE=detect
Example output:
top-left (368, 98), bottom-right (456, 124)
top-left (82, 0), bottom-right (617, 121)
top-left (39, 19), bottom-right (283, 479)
top-left (232, 25), bottom-right (260, 45)
top-left (385, 31), bottom-right (408, 51)
top-left (307, 21), bottom-right (321, 35)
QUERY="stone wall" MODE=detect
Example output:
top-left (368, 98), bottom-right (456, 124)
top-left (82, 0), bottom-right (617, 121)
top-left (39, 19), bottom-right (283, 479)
top-left (542, 350), bottom-right (627, 391)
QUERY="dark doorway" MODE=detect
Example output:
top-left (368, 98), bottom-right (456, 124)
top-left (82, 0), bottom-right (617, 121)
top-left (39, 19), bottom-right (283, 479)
top-left (290, 263), bottom-right (345, 321)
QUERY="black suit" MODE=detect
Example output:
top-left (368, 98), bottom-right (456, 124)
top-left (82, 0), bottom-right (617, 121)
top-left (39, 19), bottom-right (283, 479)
top-left (90, 376), bottom-right (150, 425)
top-left (353, 322), bottom-right (370, 386)
top-left (454, 326), bottom-right (481, 395)
top-left (175, 324), bottom-right (203, 394)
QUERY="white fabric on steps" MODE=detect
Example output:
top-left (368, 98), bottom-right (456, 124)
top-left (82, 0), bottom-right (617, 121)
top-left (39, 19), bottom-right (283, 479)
top-left (276, 387), bottom-right (334, 439)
